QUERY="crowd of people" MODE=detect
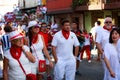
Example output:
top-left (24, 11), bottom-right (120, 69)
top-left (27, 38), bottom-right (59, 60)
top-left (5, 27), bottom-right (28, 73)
top-left (0, 16), bottom-right (120, 80)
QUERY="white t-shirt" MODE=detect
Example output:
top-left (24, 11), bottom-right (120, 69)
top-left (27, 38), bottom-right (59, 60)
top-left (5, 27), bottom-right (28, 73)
top-left (96, 28), bottom-right (110, 50)
top-left (51, 23), bottom-right (58, 30)
top-left (83, 37), bottom-right (90, 46)
top-left (51, 31), bottom-right (79, 60)
top-left (90, 26), bottom-right (103, 40)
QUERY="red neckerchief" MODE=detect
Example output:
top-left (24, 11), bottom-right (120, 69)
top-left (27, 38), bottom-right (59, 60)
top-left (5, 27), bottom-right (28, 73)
top-left (10, 45), bottom-right (22, 60)
top-left (103, 26), bottom-right (112, 31)
top-left (62, 29), bottom-right (70, 39)
top-left (72, 30), bottom-right (80, 36)
top-left (32, 34), bottom-right (38, 44)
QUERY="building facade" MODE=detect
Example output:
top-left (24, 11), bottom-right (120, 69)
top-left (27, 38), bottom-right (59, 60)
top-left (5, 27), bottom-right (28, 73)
top-left (47, 0), bottom-right (120, 32)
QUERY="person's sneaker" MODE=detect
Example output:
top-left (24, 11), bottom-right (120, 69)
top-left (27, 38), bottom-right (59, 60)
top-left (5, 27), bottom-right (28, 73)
top-left (88, 60), bottom-right (91, 63)
top-left (47, 75), bottom-right (52, 80)
top-left (75, 71), bottom-right (82, 76)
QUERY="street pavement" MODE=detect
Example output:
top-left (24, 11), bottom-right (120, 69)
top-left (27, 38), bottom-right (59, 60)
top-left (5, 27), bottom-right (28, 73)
top-left (75, 59), bottom-right (104, 80)
top-left (0, 49), bottom-right (104, 80)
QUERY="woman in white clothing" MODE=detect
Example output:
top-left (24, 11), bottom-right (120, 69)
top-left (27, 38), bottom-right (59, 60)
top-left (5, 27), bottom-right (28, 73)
top-left (104, 28), bottom-right (120, 80)
top-left (27, 21), bottom-right (53, 80)
top-left (3, 31), bottom-right (35, 80)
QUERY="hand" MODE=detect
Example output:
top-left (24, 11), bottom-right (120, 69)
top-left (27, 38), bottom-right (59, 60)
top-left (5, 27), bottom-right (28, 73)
top-left (74, 56), bottom-right (77, 60)
top-left (49, 61), bottom-right (54, 68)
top-left (55, 58), bottom-right (58, 64)
top-left (110, 71), bottom-right (115, 78)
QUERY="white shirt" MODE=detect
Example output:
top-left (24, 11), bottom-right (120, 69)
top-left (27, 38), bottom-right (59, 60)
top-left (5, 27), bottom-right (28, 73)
top-left (104, 43), bottom-right (120, 80)
top-left (51, 31), bottom-right (79, 60)
top-left (83, 37), bottom-right (90, 46)
top-left (51, 23), bottom-right (58, 30)
top-left (96, 28), bottom-right (110, 50)
top-left (90, 25), bottom-right (103, 40)
top-left (4, 46), bottom-right (31, 80)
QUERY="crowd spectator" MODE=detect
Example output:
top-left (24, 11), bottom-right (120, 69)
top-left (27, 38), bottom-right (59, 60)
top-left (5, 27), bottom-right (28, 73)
top-left (80, 29), bottom-right (91, 63)
top-left (104, 28), bottom-right (120, 80)
top-left (96, 17), bottom-right (113, 80)
top-left (27, 21), bottom-right (53, 80)
top-left (3, 31), bottom-right (35, 80)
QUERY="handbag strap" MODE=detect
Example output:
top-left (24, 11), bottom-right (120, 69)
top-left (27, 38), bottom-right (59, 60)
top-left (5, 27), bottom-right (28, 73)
top-left (10, 50), bottom-right (27, 75)
top-left (32, 45), bottom-right (39, 60)
top-left (17, 59), bottom-right (27, 75)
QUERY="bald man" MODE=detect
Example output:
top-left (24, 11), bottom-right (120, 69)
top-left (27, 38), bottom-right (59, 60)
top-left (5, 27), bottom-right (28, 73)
top-left (96, 17), bottom-right (113, 80)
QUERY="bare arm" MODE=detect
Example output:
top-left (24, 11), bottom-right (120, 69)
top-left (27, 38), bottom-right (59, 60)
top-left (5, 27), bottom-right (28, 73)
top-left (22, 46), bottom-right (36, 63)
top-left (52, 46), bottom-right (58, 63)
top-left (104, 56), bottom-right (115, 78)
top-left (41, 36), bottom-right (53, 68)
top-left (74, 46), bottom-right (79, 57)
top-left (24, 51), bottom-right (36, 63)
top-left (3, 57), bottom-right (8, 80)
top-left (96, 42), bottom-right (104, 54)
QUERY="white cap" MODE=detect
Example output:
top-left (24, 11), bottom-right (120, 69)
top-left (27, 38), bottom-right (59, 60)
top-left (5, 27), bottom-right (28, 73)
top-left (9, 31), bottom-right (24, 41)
top-left (28, 20), bottom-right (38, 28)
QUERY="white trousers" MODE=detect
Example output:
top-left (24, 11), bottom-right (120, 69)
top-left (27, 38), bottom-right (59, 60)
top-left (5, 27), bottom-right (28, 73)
top-left (54, 58), bottom-right (76, 80)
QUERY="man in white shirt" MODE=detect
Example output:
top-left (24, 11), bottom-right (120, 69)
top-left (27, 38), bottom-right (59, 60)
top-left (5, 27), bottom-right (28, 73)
top-left (96, 17), bottom-right (113, 80)
top-left (96, 17), bottom-right (113, 54)
top-left (52, 20), bottom-right (79, 80)
top-left (90, 21), bottom-right (103, 61)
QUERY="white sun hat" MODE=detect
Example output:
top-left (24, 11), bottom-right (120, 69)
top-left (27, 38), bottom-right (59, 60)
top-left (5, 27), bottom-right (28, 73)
top-left (28, 20), bottom-right (38, 28)
top-left (9, 31), bottom-right (24, 41)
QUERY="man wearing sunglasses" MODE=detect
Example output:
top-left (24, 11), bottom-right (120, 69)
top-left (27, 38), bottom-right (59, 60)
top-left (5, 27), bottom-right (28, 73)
top-left (96, 17), bottom-right (113, 80)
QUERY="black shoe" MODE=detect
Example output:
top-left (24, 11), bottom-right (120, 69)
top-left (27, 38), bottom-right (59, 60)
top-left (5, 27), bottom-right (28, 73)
top-left (76, 71), bottom-right (82, 76)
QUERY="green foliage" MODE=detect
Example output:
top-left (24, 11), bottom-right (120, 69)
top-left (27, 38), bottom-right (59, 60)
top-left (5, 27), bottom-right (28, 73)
top-left (71, 0), bottom-right (84, 10)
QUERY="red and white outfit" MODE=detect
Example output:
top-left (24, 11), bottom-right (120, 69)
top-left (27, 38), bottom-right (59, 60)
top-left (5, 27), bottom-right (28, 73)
top-left (80, 33), bottom-right (91, 61)
top-left (52, 30), bottom-right (79, 80)
top-left (30, 34), bottom-right (45, 74)
top-left (4, 45), bottom-right (31, 80)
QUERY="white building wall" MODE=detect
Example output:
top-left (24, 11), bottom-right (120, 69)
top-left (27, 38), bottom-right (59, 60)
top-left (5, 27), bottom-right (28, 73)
top-left (0, 0), bottom-right (18, 18)
top-left (19, 0), bottom-right (38, 9)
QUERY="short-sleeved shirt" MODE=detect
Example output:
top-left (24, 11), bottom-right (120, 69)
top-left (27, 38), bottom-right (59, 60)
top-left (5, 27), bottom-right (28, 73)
top-left (96, 28), bottom-right (110, 50)
top-left (51, 31), bottom-right (79, 60)
top-left (1, 33), bottom-right (11, 52)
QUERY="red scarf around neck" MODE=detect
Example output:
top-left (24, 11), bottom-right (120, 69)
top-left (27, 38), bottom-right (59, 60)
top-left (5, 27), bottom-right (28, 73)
top-left (103, 26), bottom-right (112, 31)
top-left (10, 45), bottom-right (22, 60)
top-left (32, 34), bottom-right (38, 44)
top-left (62, 29), bottom-right (70, 39)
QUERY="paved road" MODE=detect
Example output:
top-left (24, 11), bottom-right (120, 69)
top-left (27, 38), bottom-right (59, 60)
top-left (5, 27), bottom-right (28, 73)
top-left (75, 59), bottom-right (104, 80)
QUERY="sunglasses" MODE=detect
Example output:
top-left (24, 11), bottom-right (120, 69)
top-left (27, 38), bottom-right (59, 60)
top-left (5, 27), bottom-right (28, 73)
top-left (41, 26), bottom-right (47, 28)
top-left (32, 26), bottom-right (39, 28)
top-left (105, 21), bottom-right (112, 24)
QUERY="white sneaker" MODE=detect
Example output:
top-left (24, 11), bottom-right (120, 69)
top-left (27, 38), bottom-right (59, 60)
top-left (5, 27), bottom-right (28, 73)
top-left (88, 60), bottom-right (91, 63)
